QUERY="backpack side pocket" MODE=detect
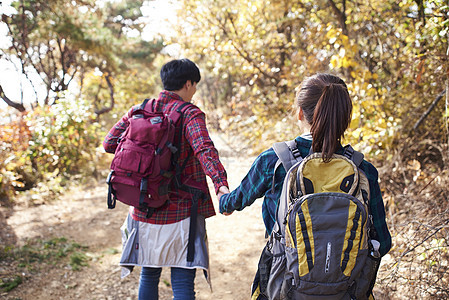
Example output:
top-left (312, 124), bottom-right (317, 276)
top-left (266, 239), bottom-right (289, 300)
top-left (353, 250), bottom-right (381, 299)
top-left (251, 243), bottom-right (272, 300)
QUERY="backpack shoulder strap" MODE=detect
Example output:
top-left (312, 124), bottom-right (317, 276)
top-left (273, 139), bottom-right (302, 171)
top-left (140, 98), bottom-right (151, 110)
top-left (169, 101), bottom-right (192, 124)
top-left (271, 139), bottom-right (302, 194)
top-left (343, 145), bottom-right (364, 167)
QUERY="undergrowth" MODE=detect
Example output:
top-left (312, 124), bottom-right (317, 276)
top-left (0, 237), bottom-right (89, 293)
top-left (376, 139), bottom-right (449, 299)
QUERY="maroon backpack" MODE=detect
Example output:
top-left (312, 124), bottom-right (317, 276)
top-left (106, 98), bottom-right (192, 217)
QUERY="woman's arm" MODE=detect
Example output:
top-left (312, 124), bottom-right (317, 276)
top-left (219, 149), bottom-right (276, 214)
top-left (365, 163), bottom-right (392, 257)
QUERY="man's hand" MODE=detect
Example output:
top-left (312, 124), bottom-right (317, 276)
top-left (217, 185), bottom-right (230, 200)
top-left (217, 186), bottom-right (232, 216)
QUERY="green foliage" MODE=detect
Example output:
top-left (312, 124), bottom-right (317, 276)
top-left (2, 237), bottom-right (88, 267)
top-left (0, 275), bottom-right (22, 292)
top-left (103, 248), bottom-right (119, 255)
top-left (2, 237), bottom-right (88, 265)
top-left (1, 0), bottom-right (163, 112)
top-left (1, 0), bottom-right (165, 200)
top-left (0, 0), bottom-right (164, 199)
top-left (162, 279), bottom-right (171, 287)
top-left (26, 92), bottom-right (102, 180)
top-left (69, 252), bottom-right (89, 271)
top-left (0, 113), bottom-right (32, 202)
top-left (0, 91), bottom-right (105, 200)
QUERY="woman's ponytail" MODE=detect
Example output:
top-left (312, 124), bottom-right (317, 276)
top-left (296, 74), bottom-right (352, 162)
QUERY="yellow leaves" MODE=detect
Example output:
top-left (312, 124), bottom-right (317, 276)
top-left (345, 83), bottom-right (400, 156)
top-left (327, 27), bottom-right (360, 71)
top-left (329, 54), bottom-right (357, 69)
top-left (326, 28), bottom-right (341, 40)
top-left (350, 127), bottom-right (363, 140)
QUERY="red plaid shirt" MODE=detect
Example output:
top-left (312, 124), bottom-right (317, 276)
top-left (103, 91), bottom-right (228, 224)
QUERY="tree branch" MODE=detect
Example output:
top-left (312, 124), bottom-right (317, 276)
top-left (220, 14), bottom-right (278, 82)
top-left (328, 0), bottom-right (348, 35)
top-left (0, 85), bottom-right (26, 112)
top-left (413, 89), bottom-right (446, 131)
top-left (94, 74), bottom-right (115, 115)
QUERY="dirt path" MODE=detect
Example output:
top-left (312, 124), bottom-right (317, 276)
top-left (2, 135), bottom-right (266, 300)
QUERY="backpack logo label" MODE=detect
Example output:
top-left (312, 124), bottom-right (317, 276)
top-left (150, 116), bottom-right (163, 124)
top-left (325, 242), bottom-right (331, 273)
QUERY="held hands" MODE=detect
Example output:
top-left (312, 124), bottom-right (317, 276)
top-left (217, 186), bottom-right (233, 216)
top-left (217, 185), bottom-right (229, 200)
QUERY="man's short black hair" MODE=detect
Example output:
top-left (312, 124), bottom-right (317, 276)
top-left (160, 58), bottom-right (201, 91)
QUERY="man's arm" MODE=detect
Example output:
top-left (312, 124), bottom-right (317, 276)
top-left (184, 110), bottom-right (229, 193)
top-left (103, 111), bottom-right (130, 153)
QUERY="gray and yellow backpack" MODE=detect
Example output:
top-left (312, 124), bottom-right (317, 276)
top-left (251, 140), bottom-right (381, 300)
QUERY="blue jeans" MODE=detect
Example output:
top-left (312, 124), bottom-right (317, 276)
top-left (138, 267), bottom-right (196, 300)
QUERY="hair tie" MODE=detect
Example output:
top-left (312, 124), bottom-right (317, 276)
top-left (322, 84), bottom-right (332, 95)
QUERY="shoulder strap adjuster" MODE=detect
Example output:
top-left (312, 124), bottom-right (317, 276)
top-left (271, 139), bottom-right (303, 194)
top-left (343, 145), bottom-right (364, 167)
top-left (291, 147), bottom-right (301, 158)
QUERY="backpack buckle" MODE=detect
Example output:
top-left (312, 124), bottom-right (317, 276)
top-left (106, 170), bottom-right (114, 184)
top-left (343, 145), bottom-right (354, 159)
top-left (291, 147), bottom-right (301, 158)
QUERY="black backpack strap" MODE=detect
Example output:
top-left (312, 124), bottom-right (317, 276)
top-left (171, 103), bottom-right (193, 186)
top-left (168, 101), bottom-right (201, 263)
top-left (343, 145), bottom-right (364, 167)
top-left (169, 101), bottom-right (191, 124)
top-left (175, 183), bottom-right (204, 262)
top-left (106, 170), bottom-right (116, 209)
top-left (140, 98), bottom-right (151, 110)
top-left (187, 188), bottom-right (203, 262)
top-left (177, 101), bottom-right (191, 112)
top-left (271, 140), bottom-right (302, 194)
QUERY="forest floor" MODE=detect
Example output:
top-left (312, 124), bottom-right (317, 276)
top-left (0, 133), bottom-right (431, 300)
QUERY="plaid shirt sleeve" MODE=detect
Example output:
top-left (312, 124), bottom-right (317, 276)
top-left (184, 109), bottom-right (228, 193)
top-left (102, 109), bottom-right (131, 153)
top-left (362, 161), bottom-right (392, 256)
top-left (219, 149), bottom-right (276, 214)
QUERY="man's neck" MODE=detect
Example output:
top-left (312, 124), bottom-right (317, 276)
top-left (171, 90), bottom-right (188, 102)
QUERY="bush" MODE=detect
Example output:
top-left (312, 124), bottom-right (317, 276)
top-left (0, 112), bottom-right (32, 203)
top-left (26, 93), bottom-right (103, 180)
top-left (0, 92), bottom-right (105, 202)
